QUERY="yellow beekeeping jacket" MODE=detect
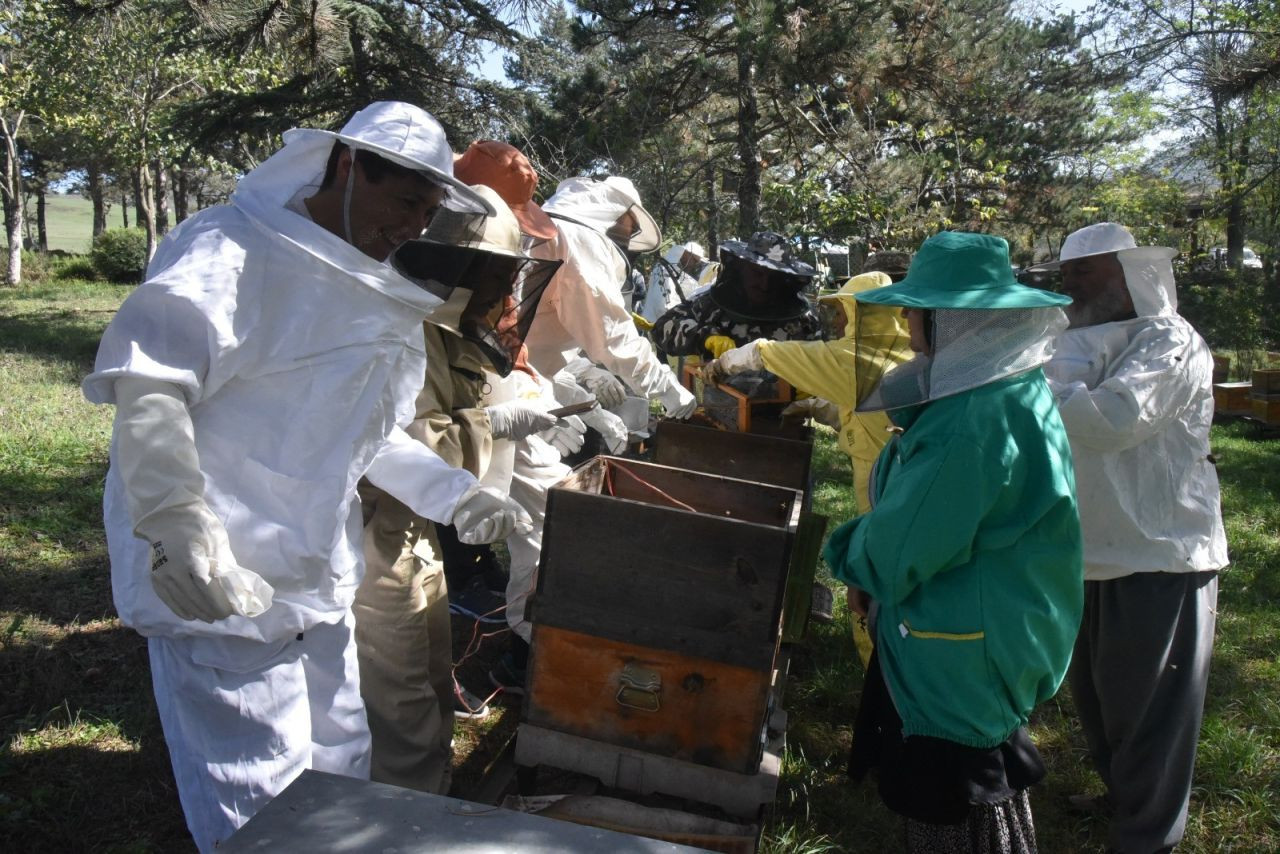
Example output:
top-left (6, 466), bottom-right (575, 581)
top-left (757, 272), bottom-right (911, 514)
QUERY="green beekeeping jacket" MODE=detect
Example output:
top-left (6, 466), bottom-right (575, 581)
top-left (823, 369), bottom-right (1084, 748)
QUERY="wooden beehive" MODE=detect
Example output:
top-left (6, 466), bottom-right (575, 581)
top-left (525, 456), bottom-right (801, 775)
top-left (1252, 369), bottom-right (1280, 397)
top-left (1212, 354), bottom-right (1231, 384)
top-left (1251, 394), bottom-right (1280, 425)
top-left (653, 420), bottom-right (813, 491)
top-left (652, 421), bottom-right (826, 644)
top-left (680, 364), bottom-right (803, 438)
top-left (1213, 381), bottom-right (1253, 413)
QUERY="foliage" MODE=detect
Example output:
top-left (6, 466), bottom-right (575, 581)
top-left (90, 228), bottom-right (148, 283)
top-left (1179, 270), bottom-right (1280, 378)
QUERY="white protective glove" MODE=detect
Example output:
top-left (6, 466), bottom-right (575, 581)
top-left (782, 396), bottom-right (841, 430)
top-left (566, 356), bottom-right (628, 409)
top-left (486, 399), bottom-right (557, 441)
top-left (579, 366), bottom-right (627, 409)
top-left (549, 369), bottom-right (628, 454)
top-left (581, 406), bottom-right (630, 454)
top-left (657, 382), bottom-right (697, 420)
top-left (112, 377), bottom-right (274, 622)
top-left (539, 414), bottom-right (588, 456)
top-left (450, 483), bottom-right (534, 545)
top-left (702, 339), bottom-right (766, 384)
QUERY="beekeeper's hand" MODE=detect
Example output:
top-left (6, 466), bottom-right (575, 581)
top-left (631, 311), bottom-right (655, 332)
top-left (782, 396), bottom-right (841, 430)
top-left (578, 366), bottom-right (627, 409)
top-left (701, 339), bottom-right (766, 385)
top-left (657, 383), bottom-right (697, 420)
top-left (703, 335), bottom-right (737, 359)
top-left (451, 484), bottom-right (533, 545)
top-left (540, 414), bottom-right (588, 456)
top-left (582, 406), bottom-right (630, 454)
top-left (486, 400), bottom-right (557, 441)
top-left (112, 376), bottom-right (273, 622)
top-left (144, 508), bottom-right (258, 623)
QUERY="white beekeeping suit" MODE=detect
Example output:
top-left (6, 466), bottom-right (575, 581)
top-left (1041, 233), bottom-right (1227, 578)
top-left (640, 241), bottom-right (704, 324)
top-left (525, 176), bottom-right (695, 418)
top-left (1035, 222), bottom-right (1226, 854)
top-left (82, 102), bottom-right (525, 852)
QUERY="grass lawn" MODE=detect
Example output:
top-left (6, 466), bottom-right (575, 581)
top-left (2, 276), bottom-right (1277, 852)
top-left (0, 195), bottom-right (98, 255)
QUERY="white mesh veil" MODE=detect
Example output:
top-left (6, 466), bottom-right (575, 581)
top-left (856, 307), bottom-right (1068, 412)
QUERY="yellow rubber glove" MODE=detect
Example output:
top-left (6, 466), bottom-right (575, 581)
top-left (631, 311), bottom-right (654, 331)
top-left (703, 335), bottom-right (737, 358)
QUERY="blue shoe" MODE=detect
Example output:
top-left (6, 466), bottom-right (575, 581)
top-left (448, 577), bottom-right (506, 624)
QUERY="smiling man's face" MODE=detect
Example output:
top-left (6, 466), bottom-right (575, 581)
top-left (344, 156), bottom-right (445, 261)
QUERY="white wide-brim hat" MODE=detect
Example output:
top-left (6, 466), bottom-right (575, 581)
top-left (1029, 221), bottom-right (1173, 271)
top-left (284, 101), bottom-right (494, 215)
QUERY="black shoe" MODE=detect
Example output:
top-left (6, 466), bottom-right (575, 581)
top-left (453, 679), bottom-right (491, 721)
top-left (448, 577), bottom-right (506, 624)
top-left (489, 652), bottom-right (527, 696)
top-left (1066, 792), bottom-right (1112, 816)
top-left (809, 582), bottom-right (835, 624)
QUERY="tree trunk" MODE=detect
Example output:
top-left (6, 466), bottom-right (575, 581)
top-left (1, 112), bottom-right (25, 284)
top-left (704, 157), bottom-right (719, 262)
top-left (121, 190), bottom-right (130, 228)
top-left (154, 160), bottom-right (170, 235)
top-left (36, 188), bottom-right (48, 252)
top-left (88, 163), bottom-right (107, 236)
top-left (3, 197), bottom-right (21, 285)
top-left (173, 165), bottom-right (189, 224)
top-left (735, 28), bottom-right (761, 236)
top-left (136, 163), bottom-right (157, 260)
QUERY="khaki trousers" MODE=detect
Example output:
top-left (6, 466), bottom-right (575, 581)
top-left (353, 490), bottom-right (454, 794)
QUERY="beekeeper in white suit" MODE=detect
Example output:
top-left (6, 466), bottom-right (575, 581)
top-left (639, 240), bottom-right (706, 326)
top-left (82, 101), bottom-right (529, 852)
top-left (525, 176), bottom-right (697, 419)
top-left (1034, 222), bottom-right (1228, 854)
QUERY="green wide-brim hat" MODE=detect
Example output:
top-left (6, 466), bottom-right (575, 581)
top-left (855, 231), bottom-right (1071, 309)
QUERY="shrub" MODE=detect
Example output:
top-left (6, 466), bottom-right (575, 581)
top-left (1180, 270), bottom-right (1280, 379)
top-left (91, 228), bottom-right (148, 283)
top-left (56, 257), bottom-right (100, 281)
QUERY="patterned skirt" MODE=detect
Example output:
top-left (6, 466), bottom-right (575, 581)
top-left (905, 788), bottom-right (1037, 854)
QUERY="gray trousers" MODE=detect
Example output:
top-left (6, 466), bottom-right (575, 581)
top-left (1069, 570), bottom-right (1218, 854)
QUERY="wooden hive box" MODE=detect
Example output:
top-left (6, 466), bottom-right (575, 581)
top-left (1213, 381), bottom-right (1253, 413)
top-left (652, 421), bottom-right (826, 643)
top-left (1251, 394), bottom-right (1280, 425)
top-left (525, 456), bottom-right (801, 775)
top-left (680, 364), bottom-right (805, 439)
top-left (1252, 369), bottom-right (1280, 397)
top-left (653, 420), bottom-right (813, 492)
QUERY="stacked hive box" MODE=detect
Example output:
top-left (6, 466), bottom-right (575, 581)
top-left (524, 456), bottom-right (800, 776)
top-left (1251, 369), bottom-right (1280, 424)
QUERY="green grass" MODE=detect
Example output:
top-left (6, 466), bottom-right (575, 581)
top-left (0, 194), bottom-right (97, 255)
top-left (2, 281), bottom-right (1278, 851)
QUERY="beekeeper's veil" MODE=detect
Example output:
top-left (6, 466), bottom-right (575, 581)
top-left (391, 184), bottom-right (562, 375)
top-left (855, 232), bottom-right (1071, 412)
top-left (1028, 222), bottom-right (1179, 324)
